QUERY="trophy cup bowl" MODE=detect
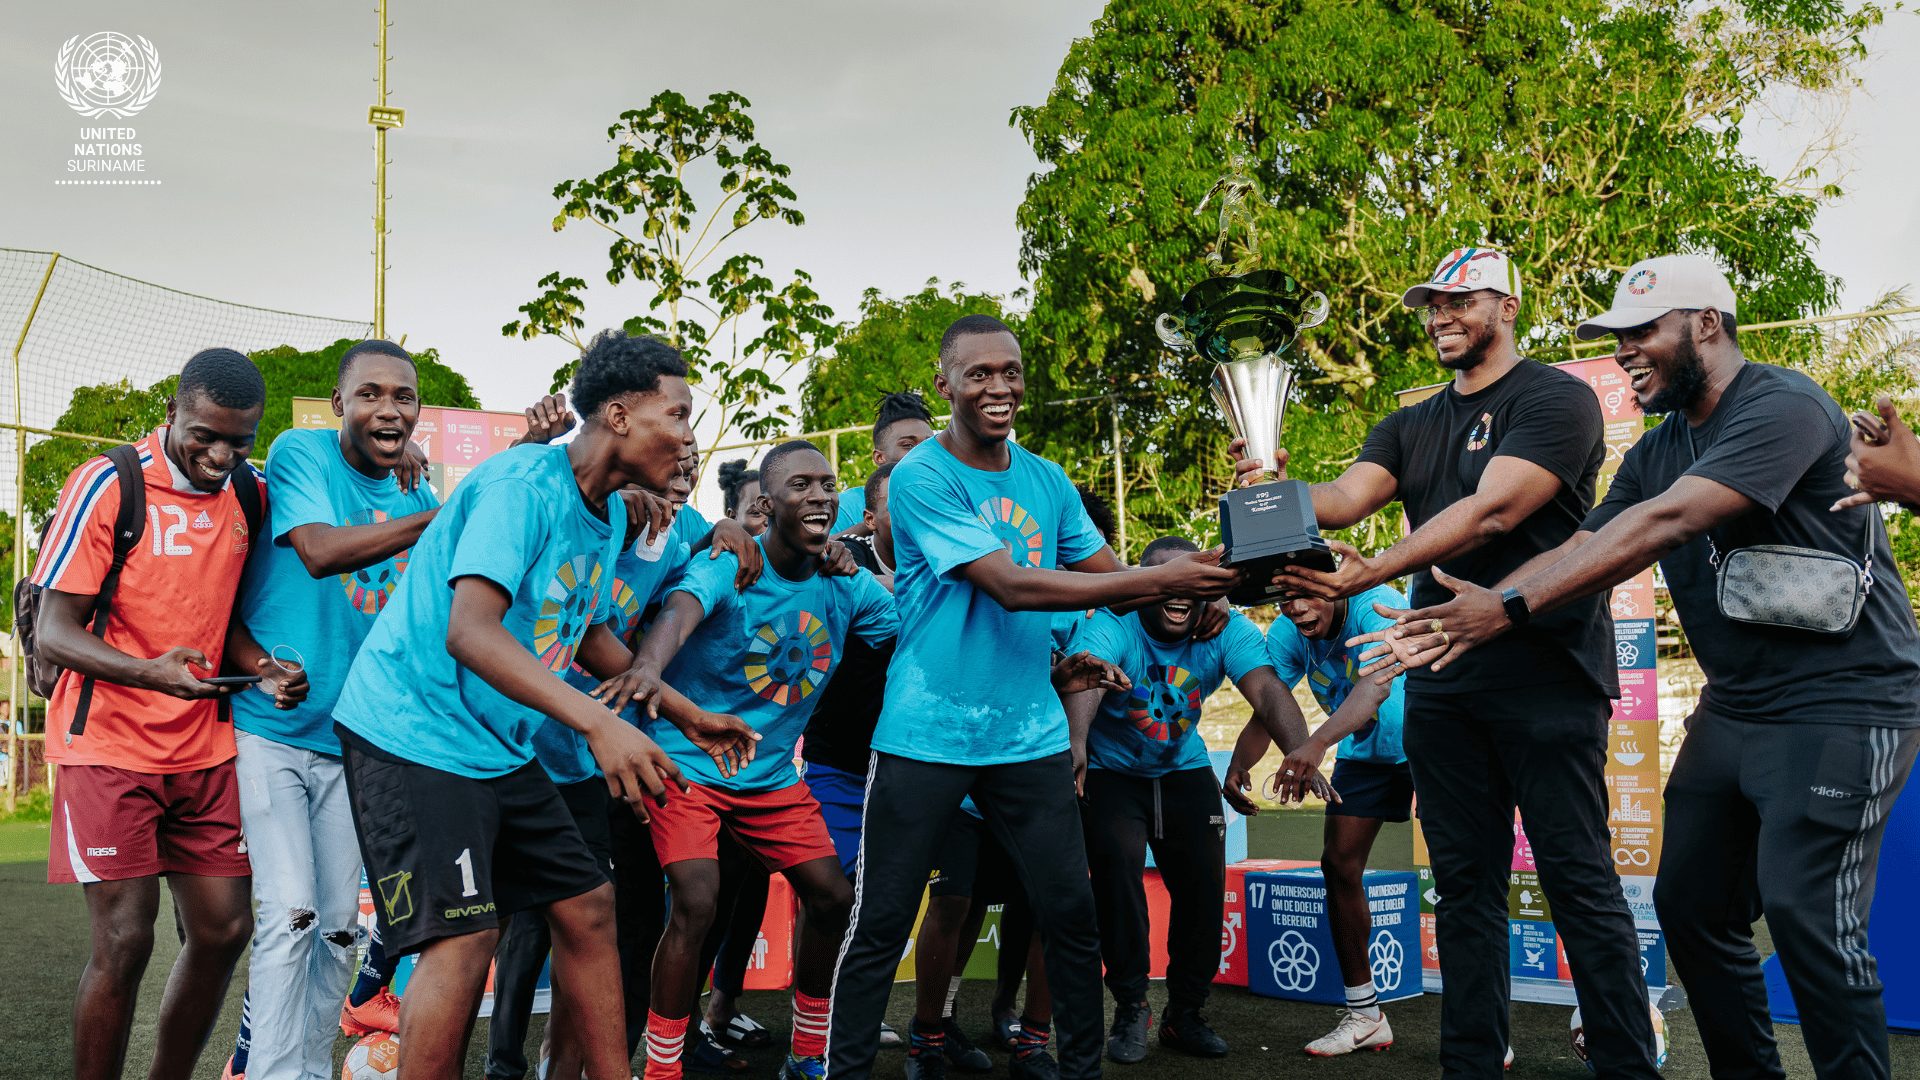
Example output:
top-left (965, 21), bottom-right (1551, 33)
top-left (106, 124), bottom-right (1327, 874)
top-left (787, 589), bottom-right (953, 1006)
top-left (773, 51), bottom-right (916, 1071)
top-left (1157, 270), bottom-right (1336, 606)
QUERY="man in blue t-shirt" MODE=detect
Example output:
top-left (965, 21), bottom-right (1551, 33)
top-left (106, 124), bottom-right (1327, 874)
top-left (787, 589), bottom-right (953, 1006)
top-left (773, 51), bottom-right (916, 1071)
top-left (485, 480), bottom-right (694, 1080)
top-left (833, 390), bottom-right (935, 536)
top-left (609, 440), bottom-right (895, 1080)
top-left (826, 315), bottom-right (1241, 1080)
top-left (1225, 585), bottom-right (1409, 1057)
top-left (223, 339), bottom-right (439, 1080)
top-left (1069, 536), bottom-right (1327, 1064)
top-left (333, 331), bottom-right (754, 1080)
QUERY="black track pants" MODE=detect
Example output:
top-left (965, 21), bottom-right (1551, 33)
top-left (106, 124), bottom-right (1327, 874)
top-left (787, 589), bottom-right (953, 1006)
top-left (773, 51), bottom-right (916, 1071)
top-left (826, 751), bottom-right (1103, 1080)
top-left (1082, 766), bottom-right (1224, 1013)
top-left (1655, 709), bottom-right (1917, 1080)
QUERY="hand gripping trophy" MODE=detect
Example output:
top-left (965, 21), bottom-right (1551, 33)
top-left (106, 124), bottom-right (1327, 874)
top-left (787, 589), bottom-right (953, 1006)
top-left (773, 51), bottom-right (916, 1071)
top-left (1156, 153), bottom-right (1336, 604)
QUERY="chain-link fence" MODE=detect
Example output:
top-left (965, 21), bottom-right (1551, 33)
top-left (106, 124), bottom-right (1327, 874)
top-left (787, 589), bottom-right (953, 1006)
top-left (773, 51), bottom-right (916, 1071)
top-left (2, 249), bottom-right (372, 808)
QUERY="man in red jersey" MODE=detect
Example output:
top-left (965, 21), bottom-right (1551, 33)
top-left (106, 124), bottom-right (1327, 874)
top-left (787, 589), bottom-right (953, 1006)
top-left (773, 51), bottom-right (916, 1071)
top-left (35, 347), bottom-right (303, 1080)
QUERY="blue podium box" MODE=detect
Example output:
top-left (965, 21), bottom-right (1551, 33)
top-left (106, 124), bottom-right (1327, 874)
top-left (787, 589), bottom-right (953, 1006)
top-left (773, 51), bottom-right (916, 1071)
top-left (1244, 868), bottom-right (1421, 1005)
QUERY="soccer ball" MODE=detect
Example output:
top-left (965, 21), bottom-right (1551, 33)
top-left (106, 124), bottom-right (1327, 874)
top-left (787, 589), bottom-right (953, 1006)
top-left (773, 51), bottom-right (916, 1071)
top-left (342, 1032), bottom-right (400, 1080)
top-left (1570, 1004), bottom-right (1667, 1070)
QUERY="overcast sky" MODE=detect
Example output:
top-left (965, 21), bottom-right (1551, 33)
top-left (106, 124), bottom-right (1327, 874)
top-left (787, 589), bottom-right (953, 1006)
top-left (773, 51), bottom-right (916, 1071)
top-left (4, 2), bottom-right (1916, 511)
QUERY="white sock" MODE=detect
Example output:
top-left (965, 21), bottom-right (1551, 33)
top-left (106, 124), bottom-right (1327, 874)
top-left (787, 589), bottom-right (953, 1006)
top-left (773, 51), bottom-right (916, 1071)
top-left (943, 977), bottom-right (963, 1020)
top-left (1344, 982), bottom-right (1381, 1022)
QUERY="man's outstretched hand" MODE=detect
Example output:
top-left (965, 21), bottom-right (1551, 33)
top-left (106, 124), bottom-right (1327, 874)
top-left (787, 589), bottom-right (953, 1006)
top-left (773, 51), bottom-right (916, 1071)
top-left (1051, 650), bottom-right (1131, 695)
top-left (587, 721), bottom-right (686, 823)
top-left (1835, 396), bottom-right (1920, 511)
top-left (1346, 568), bottom-right (1509, 677)
top-left (677, 710), bottom-right (761, 779)
top-left (1272, 539), bottom-right (1383, 602)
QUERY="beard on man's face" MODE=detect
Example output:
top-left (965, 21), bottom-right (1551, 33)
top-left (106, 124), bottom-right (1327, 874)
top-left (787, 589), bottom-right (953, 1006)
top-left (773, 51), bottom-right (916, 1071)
top-left (1436, 315), bottom-right (1498, 371)
top-left (1642, 331), bottom-right (1710, 414)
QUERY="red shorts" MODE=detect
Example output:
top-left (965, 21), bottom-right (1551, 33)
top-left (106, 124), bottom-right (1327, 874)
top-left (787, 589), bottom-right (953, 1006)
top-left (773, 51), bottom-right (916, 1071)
top-left (48, 763), bottom-right (249, 884)
top-left (647, 780), bottom-right (837, 871)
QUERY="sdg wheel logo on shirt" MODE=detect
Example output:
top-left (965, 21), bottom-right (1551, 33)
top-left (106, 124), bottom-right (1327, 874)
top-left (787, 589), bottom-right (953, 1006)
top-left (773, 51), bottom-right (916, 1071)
top-left (1125, 664), bottom-right (1204, 741)
top-left (743, 611), bottom-right (833, 706)
top-left (534, 555), bottom-right (604, 672)
top-left (1466, 410), bottom-right (1494, 452)
top-left (976, 497), bottom-right (1045, 567)
top-left (605, 576), bottom-right (643, 641)
top-left (571, 575), bottom-right (643, 678)
top-left (340, 510), bottom-right (410, 614)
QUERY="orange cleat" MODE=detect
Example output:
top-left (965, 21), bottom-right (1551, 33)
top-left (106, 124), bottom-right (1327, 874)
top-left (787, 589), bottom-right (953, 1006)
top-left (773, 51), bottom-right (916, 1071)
top-left (341, 988), bottom-right (402, 1036)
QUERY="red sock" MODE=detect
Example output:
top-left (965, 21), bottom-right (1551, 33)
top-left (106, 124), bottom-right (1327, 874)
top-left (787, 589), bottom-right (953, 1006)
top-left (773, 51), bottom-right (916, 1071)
top-left (791, 991), bottom-right (830, 1058)
top-left (644, 1011), bottom-right (689, 1080)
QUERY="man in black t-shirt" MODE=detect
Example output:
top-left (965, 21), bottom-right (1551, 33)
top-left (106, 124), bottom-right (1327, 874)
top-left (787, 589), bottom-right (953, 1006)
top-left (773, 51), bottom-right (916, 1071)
top-left (1233, 248), bottom-right (1659, 1078)
top-left (1376, 254), bottom-right (1919, 1080)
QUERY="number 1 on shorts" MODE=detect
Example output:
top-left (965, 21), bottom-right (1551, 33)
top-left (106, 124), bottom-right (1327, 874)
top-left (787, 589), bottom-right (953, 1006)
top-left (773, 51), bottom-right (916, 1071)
top-left (455, 847), bottom-right (478, 897)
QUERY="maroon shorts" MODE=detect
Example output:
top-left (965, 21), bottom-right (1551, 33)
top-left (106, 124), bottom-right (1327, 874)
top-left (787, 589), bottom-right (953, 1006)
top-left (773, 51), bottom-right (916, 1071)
top-left (647, 780), bottom-right (837, 871)
top-left (48, 763), bottom-right (249, 883)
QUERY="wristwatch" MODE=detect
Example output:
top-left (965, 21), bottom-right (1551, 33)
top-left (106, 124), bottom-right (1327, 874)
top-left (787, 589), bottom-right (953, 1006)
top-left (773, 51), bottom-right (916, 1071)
top-left (1500, 587), bottom-right (1531, 628)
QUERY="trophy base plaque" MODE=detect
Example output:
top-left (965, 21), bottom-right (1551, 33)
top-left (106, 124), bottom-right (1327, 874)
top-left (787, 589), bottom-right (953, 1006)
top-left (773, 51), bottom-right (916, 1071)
top-left (1220, 478), bottom-right (1336, 606)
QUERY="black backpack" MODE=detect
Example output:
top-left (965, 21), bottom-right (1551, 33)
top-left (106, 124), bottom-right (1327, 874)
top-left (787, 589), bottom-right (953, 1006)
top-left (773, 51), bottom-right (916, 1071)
top-left (12, 443), bottom-right (262, 737)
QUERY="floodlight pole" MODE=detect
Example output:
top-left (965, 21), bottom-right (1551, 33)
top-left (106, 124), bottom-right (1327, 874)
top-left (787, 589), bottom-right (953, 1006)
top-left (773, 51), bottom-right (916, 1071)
top-left (368, 0), bottom-right (405, 338)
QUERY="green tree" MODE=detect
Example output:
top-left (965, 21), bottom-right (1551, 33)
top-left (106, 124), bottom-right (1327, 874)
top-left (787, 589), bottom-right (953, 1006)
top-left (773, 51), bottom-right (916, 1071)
top-left (1010, 0), bottom-right (1879, 557)
top-left (800, 279), bottom-right (1015, 487)
top-left (503, 91), bottom-right (837, 447)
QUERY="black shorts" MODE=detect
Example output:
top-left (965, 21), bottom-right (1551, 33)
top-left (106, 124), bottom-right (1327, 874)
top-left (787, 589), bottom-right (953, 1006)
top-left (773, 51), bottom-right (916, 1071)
top-left (555, 777), bottom-right (615, 878)
top-left (338, 725), bottom-right (608, 957)
top-left (927, 809), bottom-right (1015, 902)
top-left (1326, 758), bottom-right (1415, 823)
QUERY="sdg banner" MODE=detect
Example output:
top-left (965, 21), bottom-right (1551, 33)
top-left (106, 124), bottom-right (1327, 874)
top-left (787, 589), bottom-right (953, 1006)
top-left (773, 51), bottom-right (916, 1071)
top-left (1398, 357), bottom-right (1668, 1006)
top-left (292, 396), bottom-right (530, 494)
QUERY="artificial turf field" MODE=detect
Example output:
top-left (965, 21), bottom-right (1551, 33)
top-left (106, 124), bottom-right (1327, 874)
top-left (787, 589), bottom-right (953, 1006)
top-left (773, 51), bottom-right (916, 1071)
top-left (2, 814), bottom-right (1913, 1079)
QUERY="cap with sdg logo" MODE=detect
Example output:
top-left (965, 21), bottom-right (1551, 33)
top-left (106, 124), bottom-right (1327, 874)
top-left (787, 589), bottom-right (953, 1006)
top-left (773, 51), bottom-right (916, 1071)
top-left (1400, 247), bottom-right (1522, 308)
top-left (1576, 254), bottom-right (1738, 340)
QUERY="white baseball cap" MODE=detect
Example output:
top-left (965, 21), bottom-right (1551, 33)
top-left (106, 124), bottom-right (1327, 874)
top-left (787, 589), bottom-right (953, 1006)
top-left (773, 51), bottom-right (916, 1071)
top-left (1576, 254), bottom-right (1738, 340)
top-left (1400, 247), bottom-right (1523, 308)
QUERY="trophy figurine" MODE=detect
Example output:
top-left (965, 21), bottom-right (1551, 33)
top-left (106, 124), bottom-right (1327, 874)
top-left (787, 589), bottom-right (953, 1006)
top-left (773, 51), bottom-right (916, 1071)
top-left (1156, 156), bottom-right (1336, 605)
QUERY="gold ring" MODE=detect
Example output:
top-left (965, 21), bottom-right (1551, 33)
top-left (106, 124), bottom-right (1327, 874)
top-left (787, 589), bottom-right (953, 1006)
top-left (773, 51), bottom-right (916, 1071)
top-left (1847, 473), bottom-right (1862, 491)
top-left (1439, 630), bottom-right (1451, 646)
top-left (1430, 618), bottom-right (1444, 634)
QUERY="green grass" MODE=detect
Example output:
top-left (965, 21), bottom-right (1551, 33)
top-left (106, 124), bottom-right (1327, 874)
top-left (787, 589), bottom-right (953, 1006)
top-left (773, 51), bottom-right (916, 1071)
top-left (1, 816), bottom-right (1912, 1077)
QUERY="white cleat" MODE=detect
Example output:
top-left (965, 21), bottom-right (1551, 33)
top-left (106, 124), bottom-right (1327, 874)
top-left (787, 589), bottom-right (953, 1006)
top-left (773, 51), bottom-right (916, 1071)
top-left (1504, 1045), bottom-right (1515, 1070)
top-left (1304, 1010), bottom-right (1393, 1056)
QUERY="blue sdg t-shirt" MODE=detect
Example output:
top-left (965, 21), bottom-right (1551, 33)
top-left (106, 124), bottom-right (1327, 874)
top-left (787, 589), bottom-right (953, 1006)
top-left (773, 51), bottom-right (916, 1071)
top-left (872, 438), bottom-right (1106, 766)
top-left (336, 443), bottom-right (624, 778)
top-left (232, 428), bottom-right (439, 754)
top-left (1263, 584), bottom-right (1410, 765)
top-left (533, 524), bottom-right (684, 784)
top-left (1076, 609), bottom-right (1271, 777)
top-left (649, 538), bottom-right (896, 791)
